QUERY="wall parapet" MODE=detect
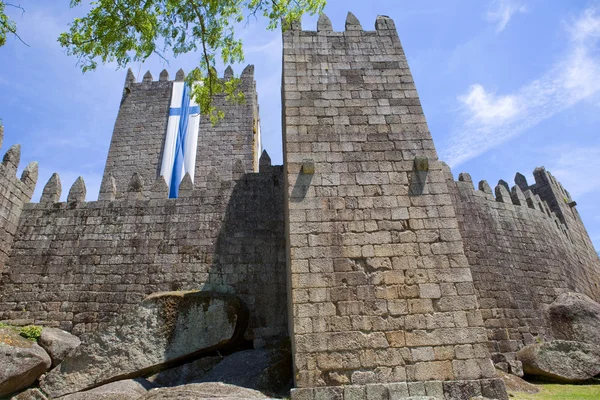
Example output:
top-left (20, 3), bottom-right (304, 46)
top-left (1, 161), bottom-right (287, 344)
top-left (0, 126), bottom-right (38, 273)
top-left (445, 163), bottom-right (600, 360)
top-left (33, 161), bottom-right (281, 211)
top-left (451, 167), bottom-right (570, 241)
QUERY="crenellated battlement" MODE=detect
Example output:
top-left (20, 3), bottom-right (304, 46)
top-left (29, 151), bottom-right (280, 212)
top-left (446, 163), bottom-right (600, 359)
top-left (1, 12), bottom-right (599, 399)
top-left (285, 12), bottom-right (398, 36)
top-left (452, 168), bottom-right (572, 241)
top-left (123, 64), bottom-right (256, 88)
top-left (0, 126), bottom-right (38, 273)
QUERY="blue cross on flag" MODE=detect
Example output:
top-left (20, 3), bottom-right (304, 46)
top-left (160, 82), bottom-right (201, 198)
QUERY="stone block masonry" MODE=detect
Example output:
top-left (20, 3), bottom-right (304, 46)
top-left (0, 126), bottom-right (38, 273)
top-left (100, 66), bottom-right (259, 198)
top-left (282, 13), bottom-right (507, 399)
top-left (0, 158), bottom-right (287, 346)
top-left (1, 9), bottom-right (599, 400)
top-left (446, 165), bottom-right (600, 362)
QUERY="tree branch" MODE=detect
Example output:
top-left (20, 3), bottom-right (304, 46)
top-left (188, 0), bottom-right (215, 98)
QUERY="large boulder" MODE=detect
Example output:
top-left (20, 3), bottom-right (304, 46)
top-left (38, 327), bottom-right (81, 368)
top-left (141, 382), bottom-right (272, 399)
top-left (495, 369), bottom-right (539, 394)
top-left (548, 292), bottom-right (600, 345)
top-left (517, 340), bottom-right (600, 382)
top-left (40, 291), bottom-right (248, 398)
top-left (194, 347), bottom-right (292, 397)
top-left (148, 356), bottom-right (222, 387)
top-left (58, 379), bottom-right (156, 400)
top-left (0, 327), bottom-right (51, 398)
top-left (10, 388), bottom-right (48, 400)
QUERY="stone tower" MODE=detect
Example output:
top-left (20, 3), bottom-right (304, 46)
top-left (282, 13), bottom-right (507, 399)
top-left (100, 66), bottom-right (261, 198)
top-left (0, 9), bottom-right (599, 400)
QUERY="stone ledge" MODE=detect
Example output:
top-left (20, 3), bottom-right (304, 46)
top-left (290, 378), bottom-right (507, 400)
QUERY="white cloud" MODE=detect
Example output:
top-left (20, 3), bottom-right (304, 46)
top-left (458, 84), bottom-right (519, 123)
top-left (443, 6), bottom-right (600, 167)
top-left (486, 0), bottom-right (528, 33)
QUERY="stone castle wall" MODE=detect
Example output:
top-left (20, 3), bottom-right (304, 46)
top-left (446, 166), bottom-right (600, 361)
top-left (282, 14), bottom-right (506, 399)
top-left (0, 148), bottom-right (287, 347)
top-left (0, 10), bottom-right (599, 400)
top-left (0, 126), bottom-right (37, 273)
top-left (100, 67), bottom-right (259, 198)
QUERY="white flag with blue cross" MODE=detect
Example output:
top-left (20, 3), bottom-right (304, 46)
top-left (160, 81), bottom-right (200, 198)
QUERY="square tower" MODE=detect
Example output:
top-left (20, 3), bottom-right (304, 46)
top-left (282, 13), bottom-right (508, 399)
top-left (100, 67), bottom-right (261, 198)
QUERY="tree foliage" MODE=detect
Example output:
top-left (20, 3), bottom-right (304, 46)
top-left (0, 1), bottom-right (25, 47)
top-left (58, 0), bottom-right (326, 122)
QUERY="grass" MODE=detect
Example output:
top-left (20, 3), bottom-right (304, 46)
top-left (509, 382), bottom-right (600, 400)
top-left (0, 322), bottom-right (43, 341)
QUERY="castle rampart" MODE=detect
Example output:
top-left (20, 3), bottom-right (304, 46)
top-left (1, 10), bottom-right (599, 400)
top-left (0, 136), bottom-right (287, 347)
top-left (446, 165), bottom-right (600, 364)
top-left (0, 125), bottom-right (38, 273)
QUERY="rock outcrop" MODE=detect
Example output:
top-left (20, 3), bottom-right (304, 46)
top-left (38, 327), bottom-right (81, 368)
top-left (194, 347), bottom-right (292, 397)
top-left (147, 356), bottom-right (222, 387)
top-left (548, 292), bottom-right (600, 345)
top-left (10, 388), bottom-right (48, 400)
top-left (58, 379), bottom-right (157, 400)
top-left (40, 291), bottom-right (248, 398)
top-left (0, 328), bottom-right (51, 398)
top-left (517, 340), bottom-right (600, 382)
top-left (141, 382), bottom-right (272, 399)
top-left (495, 370), bottom-right (539, 394)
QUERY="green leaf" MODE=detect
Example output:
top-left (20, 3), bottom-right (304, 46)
top-left (57, 0), bottom-right (326, 121)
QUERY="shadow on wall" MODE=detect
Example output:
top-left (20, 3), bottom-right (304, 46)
top-left (0, 163), bottom-right (288, 347)
top-left (201, 168), bottom-right (289, 346)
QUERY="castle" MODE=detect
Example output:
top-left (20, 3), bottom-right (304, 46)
top-left (1, 12), bottom-right (599, 400)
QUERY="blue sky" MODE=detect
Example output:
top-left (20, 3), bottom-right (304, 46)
top-left (1, 0), bottom-right (599, 251)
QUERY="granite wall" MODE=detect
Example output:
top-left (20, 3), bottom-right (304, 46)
top-left (282, 13), bottom-right (506, 400)
top-left (446, 166), bottom-right (600, 361)
top-left (100, 67), bottom-right (259, 198)
top-left (0, 158), bottom-right (287, 346)
top-left (0, 126), bottom-right (37, 273)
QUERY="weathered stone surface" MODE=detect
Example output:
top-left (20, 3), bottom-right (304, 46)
top-left (148, 356), bottom-right (222, 387)
top-left (447, 165), bottom-right (600, 359)
top-left (507, 360), bottom-right (523, 377)
top-left (517, 340), bottom-right (600, 382)
top-left (0, 164), bottom-right (287, 342)
top-left (40, 291), bottom-right (248, 398)
top-left (38, 328), bottom-right (81, 368)
top-left (282, 12), bottom-right (501, 394)
top-left (10, 388), bottom-right (48, 400)
top-left (548, 292), bottom-right (600, 345)
top-left (495, 370), bottom-right (539, 394)
top-left (58, 379), bottom-right (156, 400)
top-left (491, 353), bottom-right (523, 377)
top-left (0, 328), bottom-right (51, 398)
top-left (141, 382), bottom-right (272, 399)
top-left (194, 347), bottom-right (292, 397)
